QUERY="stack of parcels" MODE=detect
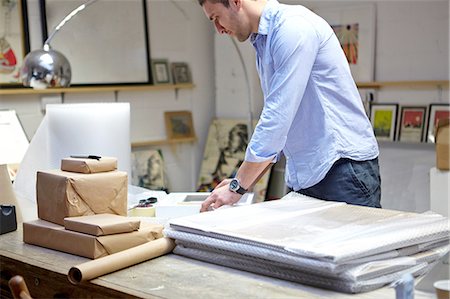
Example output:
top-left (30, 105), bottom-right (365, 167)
top-left (165, 193), bottom-right (450, 293)
top-left (23, 157), bottom-right (164, 258)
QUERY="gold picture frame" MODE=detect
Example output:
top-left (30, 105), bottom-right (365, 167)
top-left (164, 111), bottom-right (196, 140)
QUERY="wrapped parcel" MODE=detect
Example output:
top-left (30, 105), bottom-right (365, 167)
top-left (36, 170), bottom-right (127, 225)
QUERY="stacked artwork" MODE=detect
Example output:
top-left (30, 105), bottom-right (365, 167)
top-left (197, 119), bottom-right (270, 202)
top-left (166, 193), bottom-right (449, 293)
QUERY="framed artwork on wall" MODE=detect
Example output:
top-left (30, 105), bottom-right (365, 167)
top-left (151, 59), bottom-right (171, 85)
top-left (398, 106), bottom-right (427, 143)
top-left (0, 0), bottom-right (30, 87)
top-left (369, 103), bottom-right (399, 141)
top-left (314, 4), bottom-right (376, 82)
top-left (426, 103), bottom-right (450, 143)
top-left (171, 62), bottom-right (192, 84)
top-left (164, 110), bottom-right (196, 140)
top-left (41, 0), bottom-right (151, 86)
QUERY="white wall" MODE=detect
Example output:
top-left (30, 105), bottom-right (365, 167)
top-left (0, 0), bottom-right (216, 192)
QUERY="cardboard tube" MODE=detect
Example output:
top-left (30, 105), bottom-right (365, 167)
top-left (68, 237), bottom-right (175, 284)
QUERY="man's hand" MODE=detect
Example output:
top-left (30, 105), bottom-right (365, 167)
top-left (200, 179), bottom-right (242, 212)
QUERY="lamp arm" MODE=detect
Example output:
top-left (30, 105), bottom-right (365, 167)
top-left (229, 37), bottom-right (254, 139)
top-left (43, 0), bottom-right (99, 50)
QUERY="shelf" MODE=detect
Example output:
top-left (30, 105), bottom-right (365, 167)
top-left (0, 83), bottom-right (195, 95)
top-left (357, 80), bottom-right (449, 89)
top-left (131, 137), bottom-right (197, 148)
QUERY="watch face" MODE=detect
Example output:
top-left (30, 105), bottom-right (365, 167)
top-left (230, 179), bottom-right (239, 191)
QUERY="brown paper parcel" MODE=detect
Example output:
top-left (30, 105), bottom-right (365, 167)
top-left (23, 219), bottom-right (164, 259)
top-left (68, 237), bottom-right (175, 284)
top-left (436, 118), bottom-right (450, 170)
top-left (36, 170), bottom-right (128, 225)
top-left (61, 157), bottom-right (117, 174)
top-left (64, 214), bottom-right (140, 236)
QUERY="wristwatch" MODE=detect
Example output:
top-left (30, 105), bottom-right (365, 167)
top-left (229, 178), bottom-right (247, 195)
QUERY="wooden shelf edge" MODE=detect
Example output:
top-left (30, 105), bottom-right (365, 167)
top-left (0, 83), bottom-right (195, 95)
top-left (357, 80), bottom-right (449, 89)
top-left (132, 137), bottom-right (197, 147)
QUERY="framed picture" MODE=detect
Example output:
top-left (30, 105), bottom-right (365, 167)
top-left (131, 149), bottom-right (168, 191)
top-left (196, 119), bottom-right (271, 202)
top-left (426, 103), bottom-right (450, 143)
top-left (164, 111), bottom-right (195, 140)
top-left (0, 0), bottom-right (30, 86)
top-left (369, 103), bottom-right (399, 141)
top-left (171, 62), bottom-right (192, 84)
top-left (151, 59), bottom-right (171, 84)
top-left (314, 4), bottom-right (376, 82)
top-left (398, 106), bottom-right (427, 143)
top-left (41, 0), bottom-right (151, 86)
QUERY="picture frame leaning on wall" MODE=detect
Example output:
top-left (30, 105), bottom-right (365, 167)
top-left (426, 103), bottom-right (450, 143)
top-left (0, 0), bottom-right (30, 87)
top-left (398, 106), bottom-right (427, 143)
top-left (171, 62), bottom-right (192, 84)
top-left (164, 110), bottom-right (196, 140)
top-left (369, 103), bottom-right (399, 141)
top-left (151, 59), bottom-right (171, 85)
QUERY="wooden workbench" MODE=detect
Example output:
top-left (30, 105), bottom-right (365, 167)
top-left (0, 226), bottom-right (435, 299)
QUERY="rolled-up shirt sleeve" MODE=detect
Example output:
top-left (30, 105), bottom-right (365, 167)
top-left (245, 17), bottom-right (320, 163)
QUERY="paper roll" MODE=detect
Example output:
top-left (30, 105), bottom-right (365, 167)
top-left (68, 237), bottom-right (175, 284)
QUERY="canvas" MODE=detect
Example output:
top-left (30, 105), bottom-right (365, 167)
top-left (197, 119), bottom-right (270, 202)
top-left (131, 149), bottom-right (168, 192)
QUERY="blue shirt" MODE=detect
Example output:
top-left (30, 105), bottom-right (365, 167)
top-left (246, 0), bottom-right (379, 190)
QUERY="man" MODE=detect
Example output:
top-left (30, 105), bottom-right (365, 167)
top-left (199, 0), bottom-right (381, 212)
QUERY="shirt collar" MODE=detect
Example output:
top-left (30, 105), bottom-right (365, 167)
top-left (251, 0), bottom-right (279, 42)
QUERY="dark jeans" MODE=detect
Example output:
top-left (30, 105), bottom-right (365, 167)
top-left (296, 158), bottom-right (381, 208)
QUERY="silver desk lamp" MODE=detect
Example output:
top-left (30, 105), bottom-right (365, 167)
top-left (20, 0), bottom-right (98, 89)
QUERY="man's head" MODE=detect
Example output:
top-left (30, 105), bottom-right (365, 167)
top-left (200, 0), bottom-right (254, 42)
top-left (198, 0), bottom-right (229, 8)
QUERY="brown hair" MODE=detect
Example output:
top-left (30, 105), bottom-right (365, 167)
top-left (198, 0), bottom-right (230, 8)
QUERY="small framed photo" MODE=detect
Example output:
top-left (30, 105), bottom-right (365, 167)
top-left (164, 111), bottom-right (196, 140)
top-left (398, 106), bottom-right (427, 143)
top-left (369, 103), bottom-right (399, 141)
top-left (151, 59), bottom-right (171, 84)
top-left (426, 103), bottom-right (450, 143)
top-left (171, 62), bottom-right (192, 84)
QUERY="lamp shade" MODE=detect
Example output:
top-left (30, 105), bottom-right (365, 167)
top-left (20, 47), bottom-right (71, 89)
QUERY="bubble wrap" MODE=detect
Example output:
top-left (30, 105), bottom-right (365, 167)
top-left (169, 193), bottom-right (450, 263)
top-left (173, 245), bottom-right (434, 293)
top-left (167, 193), bottom-right (449, 293)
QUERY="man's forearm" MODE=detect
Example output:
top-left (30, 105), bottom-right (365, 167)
top-left (235, 160), bottom-right (274, 191)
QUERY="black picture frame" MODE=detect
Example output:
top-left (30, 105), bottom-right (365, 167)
top-left (426, 103), bottom-right (450, 143)
top-left (398, 106), bottom-right (427, 143)
top-left (40, 0), bottom-right (152, 87)
top-left (0, 0), bottom-right (30, 88)
top-left (369, 103), bottom-right (399, 141)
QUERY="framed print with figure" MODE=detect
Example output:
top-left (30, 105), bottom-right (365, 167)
top-left (151, 59), bottom-right (170, 84)
top-left (370, 103), bottom-right (398, 141)
top-left (426, 103), bottom-right (450, 143)
top-left (314, 4), bottom-right (376, 82)
top-left (398, 106), bottom-right (426, 143)
top-left (164, 110), bottom-right (195, 140)
top-left (0, 0), bottom-right (29, 86)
